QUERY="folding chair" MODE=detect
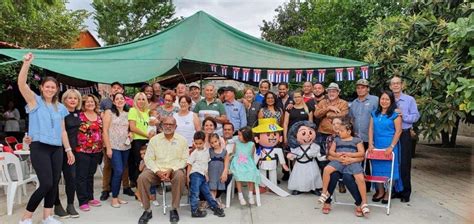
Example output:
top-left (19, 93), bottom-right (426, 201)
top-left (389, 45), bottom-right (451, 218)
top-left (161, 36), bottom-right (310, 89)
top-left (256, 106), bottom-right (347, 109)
top-left (333, 149), bottom-right (394, 215)
top-left (364, 149), bottom-right (394, 215)
top-left (160, 180), bottom-right (190, 215)
top-left (5, 136), bottom-right (18, 150)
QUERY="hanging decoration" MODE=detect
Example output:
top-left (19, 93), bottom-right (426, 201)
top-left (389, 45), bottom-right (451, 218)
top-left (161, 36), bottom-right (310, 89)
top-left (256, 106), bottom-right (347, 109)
top-left (242, 68), bottom-right (250, 81)
top-left (221, 65), bottom-right (228, 76)
top-left (210, 64), bottom-right (217, 72)
top-left (361, 66), bottom-right (369, 79)
top-left (253, 69), bottom-right (261, 82)
top-left (267, 70), bottom-right (275, 83)
top-left (282, 70), bottom-right (290, 83)
top-left (318, 69), bottom-right (326, 83)
top-left (305, 69), bottom-right (314, 82)
top-left (335, 68), bottom-right (344, 81)
top-left (346, 67), bottom-right (355, 81)
top-left (232, 67), bottom-right (240, 80)
top-left (295, 70), bottom-right (303, 82)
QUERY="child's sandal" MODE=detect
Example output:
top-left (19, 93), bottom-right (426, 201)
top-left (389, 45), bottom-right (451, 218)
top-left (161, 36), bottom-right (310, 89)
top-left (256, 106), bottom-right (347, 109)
top-left (361, 204), bottom-right (370, 215)
top-left (318, 192), bottom-right (330, 204)
top-left (355, 207), bottom-right (364, 217)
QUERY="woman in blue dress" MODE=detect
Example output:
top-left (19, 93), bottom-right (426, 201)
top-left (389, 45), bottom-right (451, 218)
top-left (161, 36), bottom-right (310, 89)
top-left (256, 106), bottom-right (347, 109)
top-left (368, 90), bottom-right (403, 204)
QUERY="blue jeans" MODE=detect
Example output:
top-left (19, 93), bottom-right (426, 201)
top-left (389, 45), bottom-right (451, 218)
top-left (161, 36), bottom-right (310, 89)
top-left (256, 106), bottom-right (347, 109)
top-left (111, 149), bottom-right (130, 198)
top-left (189, 172), bottom-right (218, 212)
top-left (325, 172), bottom-right (362, 206)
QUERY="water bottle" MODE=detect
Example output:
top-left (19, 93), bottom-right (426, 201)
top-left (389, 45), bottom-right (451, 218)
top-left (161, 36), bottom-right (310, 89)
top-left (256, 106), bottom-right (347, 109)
top-left (23, 132), bottom-right (30, 150)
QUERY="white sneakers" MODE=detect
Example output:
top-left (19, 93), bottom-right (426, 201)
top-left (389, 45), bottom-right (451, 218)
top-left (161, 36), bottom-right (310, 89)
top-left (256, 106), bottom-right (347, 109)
top-left (42, 216), bottom-right (63, 224)
top-left (152, 200), bottom-right (160, 207)
top-left (18, 219), bottom-right (32, 224)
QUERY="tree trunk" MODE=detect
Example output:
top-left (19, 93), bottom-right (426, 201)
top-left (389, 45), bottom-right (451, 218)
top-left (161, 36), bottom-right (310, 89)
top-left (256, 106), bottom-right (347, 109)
top-left (449, 116), bottom-right (460, 147)
top-left (441, 130), bottom-right (450, 147)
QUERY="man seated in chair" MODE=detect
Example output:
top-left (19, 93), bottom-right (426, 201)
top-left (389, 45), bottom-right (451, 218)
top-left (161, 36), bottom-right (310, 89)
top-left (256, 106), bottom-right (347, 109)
top-left (137, 117), bottom-right (188, 224)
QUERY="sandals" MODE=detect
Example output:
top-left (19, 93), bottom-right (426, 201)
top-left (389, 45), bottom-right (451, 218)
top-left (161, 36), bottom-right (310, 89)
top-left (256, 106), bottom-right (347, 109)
top-left (355, 207), bottom-right (364, 217)
top-left (322, 204), bottom-right (331, 214)
top-left (318, 192), bottom-right (330, 204)
top-left (361, 204), bottom-right (370, 215)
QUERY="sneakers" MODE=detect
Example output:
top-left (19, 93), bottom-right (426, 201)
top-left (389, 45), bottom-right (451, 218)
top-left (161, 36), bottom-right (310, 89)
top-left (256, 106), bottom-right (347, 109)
top-left (18, 219), bottom-right (32, 224)
top-left (42, 216), bottom-right (63, 224)
top-left (210, 207), bottom-right (225, 217)
top-left (100, 191), bottom-right (110, 201)
top-left (123, 188), bottom-right (135, 197)
top-left (248, 196), bottom-right (255, 205)
top-left (88, 199), bottom-right (102, 207)
top-left (79, 204), bottom-right (90, 212)
top-left (152, 200), bottom-right (160, 207)
top-left (239, 198), bottom-right (247, 206)
top-left (66, 204), bottom-right (80, 218)
top-left (54, 204), bottom-right (69, 219)
top-left (191, 209), bottom-right (207, 218)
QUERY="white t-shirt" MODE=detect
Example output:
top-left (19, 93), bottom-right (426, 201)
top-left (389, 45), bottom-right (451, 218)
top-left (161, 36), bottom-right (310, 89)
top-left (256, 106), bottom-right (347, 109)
top-left (187, 148), bottom-right (210, 176)
top-left (173, 112), bottom-right (196, 147)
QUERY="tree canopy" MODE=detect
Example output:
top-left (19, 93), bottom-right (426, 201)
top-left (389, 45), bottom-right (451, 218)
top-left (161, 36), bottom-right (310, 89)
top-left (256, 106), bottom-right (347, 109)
top-left (92, 0), bottom-right (180, 45)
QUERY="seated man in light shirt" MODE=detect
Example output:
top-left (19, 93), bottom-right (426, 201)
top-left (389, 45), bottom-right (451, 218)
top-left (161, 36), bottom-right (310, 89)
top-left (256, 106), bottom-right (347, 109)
top-left (137, 116), bottom-right (188, 224)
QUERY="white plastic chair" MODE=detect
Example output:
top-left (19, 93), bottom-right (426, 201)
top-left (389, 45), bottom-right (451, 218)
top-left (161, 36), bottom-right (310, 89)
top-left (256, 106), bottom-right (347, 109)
top-left (0, 152), bottom-right (39, 215)
top-left (160, 181), bottom-right (189, 215)
top-left (225, 177), bottom-right (261, 208)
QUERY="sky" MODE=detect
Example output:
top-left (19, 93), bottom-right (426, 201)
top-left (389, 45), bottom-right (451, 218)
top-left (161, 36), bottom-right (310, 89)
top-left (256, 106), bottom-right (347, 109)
top-left (66, 0), bottom-right (288, 44)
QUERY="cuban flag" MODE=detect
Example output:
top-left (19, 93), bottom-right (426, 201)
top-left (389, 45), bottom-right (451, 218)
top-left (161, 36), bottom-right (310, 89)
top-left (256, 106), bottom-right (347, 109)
top-left (253, 69), bottom-right (261, 82)
top-left (306, 69), bottom-right (314, 82)
top-left (347, 67), bottom-right (355, 81)
top-left (318, 69), bottom-right (326, 83)
top-left (275, 70), bottom-right (282, 83)
top-left (361, 66), bottom-right (369, 79)
top-left (295, 70), bottom-right (303, 82)
top-left (242, 68), bottom-right (250, 81)
top-left (335, 68), bottom-right (344, 81)
top-left (282, 70), bottom-right (290, 83)
top-left (221, 66), bottom-right (228, 76)
top-left (267, 70), bottom-right (275, 82)
top-left (210, 64), bottom-right (217, 72)
top-left (232, 67), bottom-right (240, 80)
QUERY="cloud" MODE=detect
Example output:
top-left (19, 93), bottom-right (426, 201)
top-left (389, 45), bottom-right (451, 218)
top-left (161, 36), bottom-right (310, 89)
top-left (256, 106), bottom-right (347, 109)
top-left (66, 0), bottom-right (287, 44)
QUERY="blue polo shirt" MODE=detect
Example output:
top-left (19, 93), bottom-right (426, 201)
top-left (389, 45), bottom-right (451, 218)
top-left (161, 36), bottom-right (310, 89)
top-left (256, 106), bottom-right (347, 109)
top-left (224, 99), bottom-right (247, 130)
top-left (26, 94), bottom-right (68, 146)
top-left (349, 95), bottom-right (378, 142)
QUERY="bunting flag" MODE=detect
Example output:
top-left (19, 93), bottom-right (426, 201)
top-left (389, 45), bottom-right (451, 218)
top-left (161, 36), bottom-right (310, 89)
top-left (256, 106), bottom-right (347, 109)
top-left (335, 68), bottom-right (344, 81)
top-left (282, 70), bottom-right (290, 83)
top-left (306, 69), bottom-right (314, 82)
top-left (275, 70), bottom-right (281, 83)
top-left (267, 70), bottom-right (275, 82)
top-left (361, 66), bottom-right (369, 79)
top-left (210, 64), bottom-right (217, 72)
top-left (221, 65), bottom-right (228, 76)
top-left (232, 67), bottom-right (240, 80)
top-left (295, 70), bottom-right (303, 82)
top-left (347, 67), bottom-right (355, 81)
top-left (60, 83), bottom-right (64, 91)
top-left (318, 69), bottom-right (326, 83)
top-left (34, 74), bottom-right (41, 81)
top-left (242, 68), bottom-right (250, 81)
top-left (253, 69), bottom-right (261, 82)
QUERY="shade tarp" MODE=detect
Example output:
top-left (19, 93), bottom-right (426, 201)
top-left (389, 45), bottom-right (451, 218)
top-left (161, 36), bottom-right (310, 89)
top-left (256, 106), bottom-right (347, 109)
top-left (0, 11), bottom-right (367, 84)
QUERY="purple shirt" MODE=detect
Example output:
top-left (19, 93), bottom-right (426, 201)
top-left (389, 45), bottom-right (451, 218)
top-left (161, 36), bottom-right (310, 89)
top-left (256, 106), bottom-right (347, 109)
top-left (395, 93), bottom-right (420, 129)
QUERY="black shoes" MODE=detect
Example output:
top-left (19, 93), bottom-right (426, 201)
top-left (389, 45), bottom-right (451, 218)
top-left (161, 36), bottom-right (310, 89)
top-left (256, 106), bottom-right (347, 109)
top-left (281, 172), bottom-right (290, 181)
top-left (372, 193), bottom-right (385, 202)
top-left (211, 207), bottom-right (225, 217)
top-left (100, 191), bottom-right (110, 201)
top-left (66, 204), bottom-right (80, 218)
top-left (123, 188), bottom-right (135, 197)
top-left (381, 199), bottom-right (389, 204)
top-left (191, 209), bottom-right (207, 218)
top-left (401, 198), bottom-right (410, 203)
top-left (138, 210), bottom-right (152, 224)
top-left (310, 189), bottom-right (321, 196)
top-left (291, 190), bottom-right (301, 195)
top-left (170, 209), bottom-right (179, 223)
top-left (54, 204), bottom-right (69, 218)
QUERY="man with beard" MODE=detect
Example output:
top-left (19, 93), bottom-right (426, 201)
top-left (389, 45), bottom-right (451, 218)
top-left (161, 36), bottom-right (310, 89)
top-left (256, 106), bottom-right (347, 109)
top-left (276, 83), bottom-right (294, 112)
top-left (307, 82), bottom-right (326, 127)
top-left (389, 76), bottom-right (420, 203)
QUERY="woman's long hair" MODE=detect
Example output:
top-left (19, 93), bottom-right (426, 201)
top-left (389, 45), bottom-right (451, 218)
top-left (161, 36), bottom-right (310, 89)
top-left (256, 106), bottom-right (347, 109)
top-left (375, 90), bottom-right (397, 117)
top-left (40, 76), bottom-right (60, 110)
top-left (293, 90), bottom-right (309, 114)
top-left (110, 93), bottom-right (130, 117)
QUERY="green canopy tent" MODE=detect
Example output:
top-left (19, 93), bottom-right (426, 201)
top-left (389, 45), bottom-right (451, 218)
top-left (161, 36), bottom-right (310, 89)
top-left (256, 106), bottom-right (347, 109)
top-left (0, 11), bottom-right (368, 84)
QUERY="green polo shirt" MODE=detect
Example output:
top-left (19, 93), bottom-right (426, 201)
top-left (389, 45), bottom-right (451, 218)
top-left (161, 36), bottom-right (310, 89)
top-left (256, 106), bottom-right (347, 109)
top-left (193, 99), bottom-right (226, 116)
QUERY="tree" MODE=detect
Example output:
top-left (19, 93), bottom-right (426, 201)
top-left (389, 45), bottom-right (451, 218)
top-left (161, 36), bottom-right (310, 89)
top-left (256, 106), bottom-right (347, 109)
top-left (92, 0), bottom-right (180, 45)
top-left (0, 0), bottom-right (89, 48)
top-left (362, 1), bottom-right (472, 146)
top-left (0, 0), bottom-right (89, 93)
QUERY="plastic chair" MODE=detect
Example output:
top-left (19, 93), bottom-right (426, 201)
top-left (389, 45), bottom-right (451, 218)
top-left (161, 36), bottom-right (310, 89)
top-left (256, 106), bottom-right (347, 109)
top-left (225, 176), bottom-right (261, 208)
top-left (5, 136), bottom-right (18, 149)
top-left (0, 152), bottom-right (39, 215)
top-left (14, 144), bottom-right (23, 151)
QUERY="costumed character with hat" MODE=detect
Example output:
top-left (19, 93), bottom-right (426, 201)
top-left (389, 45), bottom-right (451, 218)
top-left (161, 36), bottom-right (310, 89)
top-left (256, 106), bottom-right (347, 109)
top-left (252, 118), bottom-right (290, 197)
top-left (287, 121), bottom-right (324, 195)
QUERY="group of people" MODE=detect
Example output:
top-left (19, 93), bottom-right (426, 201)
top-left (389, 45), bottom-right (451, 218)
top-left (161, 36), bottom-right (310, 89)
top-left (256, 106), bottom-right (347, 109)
top-left (16, 52), bottom-right (420, 224)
